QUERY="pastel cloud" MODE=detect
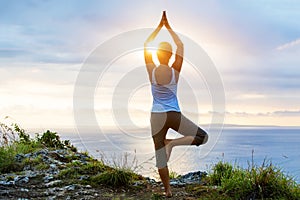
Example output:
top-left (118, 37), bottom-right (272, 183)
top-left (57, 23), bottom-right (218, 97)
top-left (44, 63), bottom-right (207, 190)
top-left (276, 38), bottom-right (300, 50)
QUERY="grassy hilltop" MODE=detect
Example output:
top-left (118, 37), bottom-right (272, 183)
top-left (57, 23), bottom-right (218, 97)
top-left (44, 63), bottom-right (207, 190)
top-left (1, 122), bottom-right (299, 199)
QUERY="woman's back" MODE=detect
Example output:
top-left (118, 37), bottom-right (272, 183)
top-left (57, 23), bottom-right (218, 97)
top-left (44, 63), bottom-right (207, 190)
top-left (151, 66), bottom-right (180, 113)
top-left (152, 65), bottom-right (177, 85)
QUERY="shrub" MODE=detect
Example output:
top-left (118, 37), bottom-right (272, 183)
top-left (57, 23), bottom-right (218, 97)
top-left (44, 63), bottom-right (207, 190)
top-left (13, 123), bottom-right (30, 144)
top-left (207, 160), bottom-right (300, 199)
top-left (169, 170), bottom-right (179, 179)
top-left (91, 168), bottom-right (137, 187)
top-left (221, 167), bottom-right (253, 199)
top-left (36, 130), bottom-right (65, 149)
top-left (81, 161), bottom-right (109, 174)
top-left (36, 130), bottom-right (77, 151)
top-left (251, 160), bottom-right (300, 199)
top-left (209, 161), bottom-right (233, 186)
top-left (0, 144), bottom-right (21, 173)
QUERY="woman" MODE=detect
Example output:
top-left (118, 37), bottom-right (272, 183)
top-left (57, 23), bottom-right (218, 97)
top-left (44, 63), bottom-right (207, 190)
top-left (144, 11), bottom-right (209, 197)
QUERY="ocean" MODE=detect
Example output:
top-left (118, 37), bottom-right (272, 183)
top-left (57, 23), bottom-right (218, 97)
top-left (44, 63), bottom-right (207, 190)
top-left (61, 126), bottom-right (300, 183)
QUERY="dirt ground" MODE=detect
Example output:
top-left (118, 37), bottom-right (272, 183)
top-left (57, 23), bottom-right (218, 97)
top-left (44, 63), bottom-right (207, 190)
top-left (0, 181), bottom-right (212, 200)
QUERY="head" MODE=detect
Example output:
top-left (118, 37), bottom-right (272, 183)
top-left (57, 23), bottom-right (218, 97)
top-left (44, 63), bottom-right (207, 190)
top-left (157, 42), bottom-right (172, 65)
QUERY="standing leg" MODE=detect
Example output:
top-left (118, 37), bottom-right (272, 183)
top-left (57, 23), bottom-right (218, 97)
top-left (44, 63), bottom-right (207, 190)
top-left (151, 112), bottom-right (172, 197)
top-left (158, 167), bottom-right (172, 197)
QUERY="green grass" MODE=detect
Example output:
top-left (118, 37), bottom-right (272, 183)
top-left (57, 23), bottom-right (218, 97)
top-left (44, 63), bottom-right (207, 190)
top-left (204, 160), bottom-right (300, 199)
top-left (35, 162), bottom-right (50, 170)
top-left (0, 142), bottom-right (44, 173)
top-left (0, 144), bottom-right (20, 172)
top-left (57, 160), bottom-right (141, 187)
top-left (57, 156), bottom-right (142, 187)
top-left (57, 160), bottom-right (110, 180)
top-left (0, 123), bottom-right (77, 173)
top-left (91, 168), bottom-right (139, 187)
top-left (169, 169), bottom-right (179, 179)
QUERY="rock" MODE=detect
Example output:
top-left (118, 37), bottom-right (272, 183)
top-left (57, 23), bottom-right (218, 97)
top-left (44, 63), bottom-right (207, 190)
top-left (48, 150), bottom-right (69, 162)
top-left (79, 175), bottom-right (89, 181)
top-left (24, 170), bottom-right (38, 178)
top-left (35, 149), bottom-right (49, 157)
top-left (47, 196), bottom-right (57, 200)
top-left (49, 164), bottom-right (57, 169)
top-left (43, 175), bottom-right (54, 183)
top-left (24, 153), bottom-right (33, 158)
top-left (85, 185), bottom-right (92, 189)
top-left (15, 153), bottom-right (25, 162)
top-left (14, 176), bottom-right (29, 184)
top-left (169, 171), bottom-right (207, 186)
top-left (78, 190), bottom-right (91, 195)
top-left (65, 196), bottom-right (71, 200)
top-left (57, 191), bottom-right (66, 197)
top-left (64, 184), bottom-right (76, 191)
top-left (170, 179), bottom-right (185, 186)
top-left (145, 177), bottom-right (157, 185)
top-left (180, 171), bottom-right (207, 182)
top-left (0, 180), bottom-right (15, 186)
top-left (14, 176), bottom-right (21, 182)
top-left (45, 180), bottom-right (62, 187)
top-left (23, 165), bottom-right (31, 171)
top-left (46, 187), bottom-right (63, 195)
top-left (20, 187), bottom-right (29, 192)
top-left (132, 181), bottom-right (143, 186)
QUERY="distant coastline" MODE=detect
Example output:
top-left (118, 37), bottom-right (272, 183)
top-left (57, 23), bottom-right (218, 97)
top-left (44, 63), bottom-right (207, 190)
top-left (45, 124), bottom-right (300, 135)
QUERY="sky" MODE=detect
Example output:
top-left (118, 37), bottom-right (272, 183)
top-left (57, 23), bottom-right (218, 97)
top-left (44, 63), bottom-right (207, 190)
top-left (0, 0), bottom-right (300, 132)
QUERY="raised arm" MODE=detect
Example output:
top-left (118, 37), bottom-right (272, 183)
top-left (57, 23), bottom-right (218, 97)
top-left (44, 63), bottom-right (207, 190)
top-left (144, 16), bottom-right (163, 77)
top-left (163, 12), bottom-right (184, 73)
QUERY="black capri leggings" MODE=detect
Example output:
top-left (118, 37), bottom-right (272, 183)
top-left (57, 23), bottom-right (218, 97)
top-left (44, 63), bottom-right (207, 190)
top-left (151, 111), bottom-right (208, 169)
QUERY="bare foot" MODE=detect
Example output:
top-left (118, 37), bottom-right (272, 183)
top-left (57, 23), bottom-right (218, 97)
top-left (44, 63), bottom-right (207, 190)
top-left (164, 191), bottom-right (172, 198)
top-left (164, 139), bottom-right (173, 162)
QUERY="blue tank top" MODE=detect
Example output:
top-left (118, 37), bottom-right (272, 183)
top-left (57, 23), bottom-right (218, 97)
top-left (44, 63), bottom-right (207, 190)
top-left (151, 67), bottom-right (181, 113)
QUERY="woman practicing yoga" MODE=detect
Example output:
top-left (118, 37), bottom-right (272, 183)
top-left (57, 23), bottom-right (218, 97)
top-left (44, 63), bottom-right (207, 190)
top-left (144, 11), bottom-right (209, 197)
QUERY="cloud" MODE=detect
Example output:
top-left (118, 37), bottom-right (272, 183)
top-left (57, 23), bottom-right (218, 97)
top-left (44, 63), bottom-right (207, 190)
top-left (273, 110), bottom-right (300, 116)
top-left (227, 110), bottom-right (300, 117)
top-left (0, 1), bottom-right (125, 66)
top-left (276, 38), bottom-right (300, 50)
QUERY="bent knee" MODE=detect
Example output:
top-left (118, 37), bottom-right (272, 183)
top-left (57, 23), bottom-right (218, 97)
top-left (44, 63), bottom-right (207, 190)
top-left (202, 132), bottom-right (208, 144)
top-left (195, 132), bottom-right (208, 146)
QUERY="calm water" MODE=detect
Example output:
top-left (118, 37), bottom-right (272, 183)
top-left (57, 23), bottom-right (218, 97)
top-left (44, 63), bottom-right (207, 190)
top-left (61, 127), bottom-right (300, 183)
